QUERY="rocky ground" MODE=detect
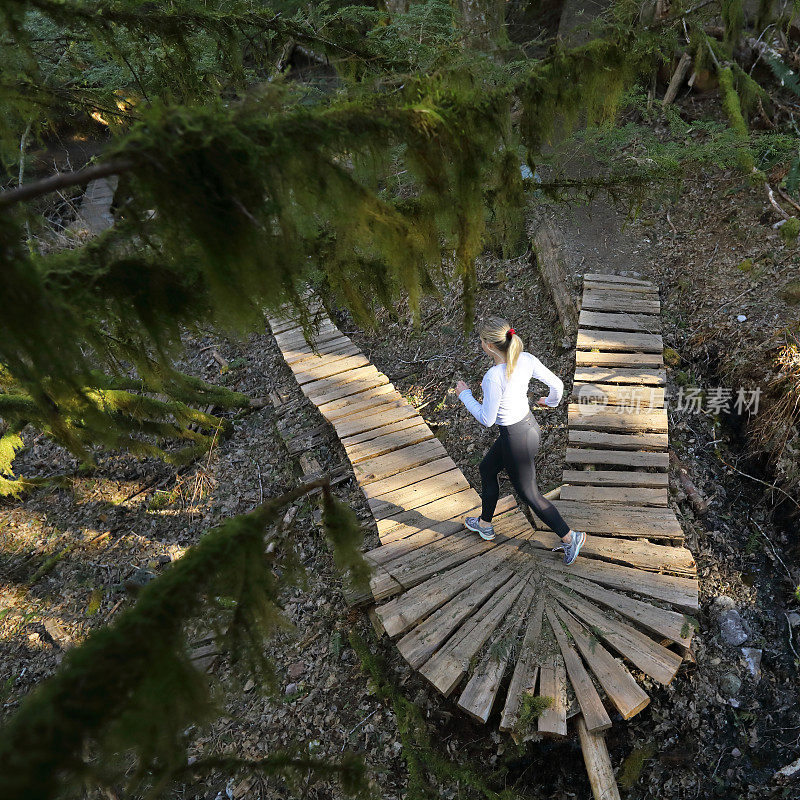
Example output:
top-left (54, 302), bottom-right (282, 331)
top-left (2, 91), bottom-right (800, 800)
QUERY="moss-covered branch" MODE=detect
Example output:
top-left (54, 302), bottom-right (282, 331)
top-left (0, 478), bottom-right (370, 800)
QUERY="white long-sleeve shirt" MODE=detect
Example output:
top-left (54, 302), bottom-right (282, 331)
top-left (458, 351), bottom-right (563, 427)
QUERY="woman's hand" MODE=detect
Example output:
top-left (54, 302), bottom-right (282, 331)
top-left (535, 396), bottom-right (550, 408)
top-left (456, 380), bottom-right (469, 395)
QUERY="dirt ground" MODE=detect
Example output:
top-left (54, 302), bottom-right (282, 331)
top-left (2, 91), bottom-right (800, 800)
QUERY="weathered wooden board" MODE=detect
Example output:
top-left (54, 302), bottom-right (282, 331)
top-left (565, 448), bottom-right (669, 468)
top-left (568, 429), bottom-right (668, 451)
top-left (555, 606), bottom-right (650, 720)
top-left (537, 649), bottom-right (568, 737)
top-left (560, 485), bottom-right (668, 507)
top-left (581, 291), bottom-right (660, 315)
top-left (546, 607), bottom-right (611, 733)
top-left (568, 407), bottom-right (669, 433)
top-left (499, 599), bottom-right (545, 732)
top-left (583, 273), bottom-right (653, 286)
top-left (561, 469), bottom-right (668, 488)
top-left (571, 384), bottom-right (665, 408)
top-left (578, 310), bottom-right (661, 331)
top-left (575, 351), bottom-right (664, 368)
top-left (577, 329), bottom-right (663, 353)
top-left (574, 367), bottom-right (666, 386)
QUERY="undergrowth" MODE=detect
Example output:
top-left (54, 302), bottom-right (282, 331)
top-left (349, 630), bottom-right (529, 800)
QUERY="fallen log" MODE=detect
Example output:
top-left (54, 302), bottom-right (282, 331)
top-left (669, 452), bottom-right (709, 516)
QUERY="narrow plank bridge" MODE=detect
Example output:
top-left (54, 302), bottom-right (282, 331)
top-left (268, 273), bottom-right (698, 798)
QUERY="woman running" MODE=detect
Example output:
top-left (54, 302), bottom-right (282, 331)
top-left (455, 316), bottom-right (586, 565)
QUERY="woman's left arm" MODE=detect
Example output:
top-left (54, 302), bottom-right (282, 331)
top-left (530, 355), bottom-right (563, 407)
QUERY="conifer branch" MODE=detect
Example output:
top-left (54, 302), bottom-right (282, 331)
top-left (0, 159), bottom-right (133, 208)
top-left (0, 475), bottom-right (369, 800)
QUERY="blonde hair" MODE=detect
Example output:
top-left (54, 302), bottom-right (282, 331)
top-left (479, 316), bottom-right (523, 378)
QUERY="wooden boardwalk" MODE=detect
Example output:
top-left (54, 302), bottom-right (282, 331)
top-left (268, 273), bottom-right (697, 761)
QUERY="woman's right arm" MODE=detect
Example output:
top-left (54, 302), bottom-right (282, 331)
top-left (459, 374), bottom-right (502, 427)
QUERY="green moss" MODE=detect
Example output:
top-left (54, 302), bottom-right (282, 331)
top-left (779, 217), bottom-right (800, 244)
top-left (617, 742), bottom-right (657, 791)
top-left (663, 347), bottom-right (681, 367)
top-left (782, 280), bottom-right (800, 304)
top-left (737, 257), bottom-right (754, 271)
top-left (513, 693), bottom-right (553, 738)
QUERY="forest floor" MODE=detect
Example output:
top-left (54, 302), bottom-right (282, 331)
top-left (2, 93), bottom-right (800, 800)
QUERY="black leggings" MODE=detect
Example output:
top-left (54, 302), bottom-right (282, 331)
top-left (479, 411), bottom-right (571, 538)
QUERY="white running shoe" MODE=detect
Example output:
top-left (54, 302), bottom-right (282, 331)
top-left (465, 516), bottom-right (496, 540)
top-left (552, 530), bottom-right (586, 565)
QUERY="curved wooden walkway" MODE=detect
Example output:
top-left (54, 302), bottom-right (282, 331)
top-left (268, 273), bottom-right (697, 757)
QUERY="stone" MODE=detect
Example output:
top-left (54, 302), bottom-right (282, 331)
top-left (712, 595), bottom-right (736, 613)
top-left (718, 609), bottom-right (749, 646)
top-left (285, 682), bottom-right (298, 696)
top-left (731, 748), bottom-right (742, 758)
top-left (741, 647), bottom-right (762, 682)
top-left (787, 612), bottom-right (800, 628)
top-left (288, 661), bottom-right (305, 680)
top-left (720, 673), bottom-right (742, 697)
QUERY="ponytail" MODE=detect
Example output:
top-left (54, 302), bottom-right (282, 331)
top-left (479, 316), bottom-right (523, 378)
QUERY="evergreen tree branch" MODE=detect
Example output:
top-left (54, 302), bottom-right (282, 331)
top-left (0, 475), bottom-right (369, 800)
top-left (0, 159), bottom-right (133, 208)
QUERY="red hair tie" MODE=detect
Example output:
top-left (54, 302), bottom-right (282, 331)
top-left (506, 328), bottom-right (515, 339)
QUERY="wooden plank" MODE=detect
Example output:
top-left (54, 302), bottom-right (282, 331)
top-left (371, 508), bottom-right (526, 598)
top-left (292, 354), bottom-right (371, 384)
top-left (575, 367), bottom-right (666, 386)
top-left (554, 606), bottom-right (650, 720)
top-left (353, 439), bottom-right (447, 484)
top-left (553, 588), bottom-right (685, 685)
top-left (420, 577), bottom-right (526, 695)
top-left (374, 534), bottom-right (525, 636)
top-left (526, 529), bottom-right (695, 575)
top-left (499, 599), bottom-right (545, 732)
top-left (383, 515), bottom-right (531, 594)
top-left (562, 469), bottom-right (668, 488)
top-left (341, 414), bottom-right (425, 449)
top-left (303, 364), bottom-right (387, 398)
top-left (375, 558), bottom-right (495, 637)
top-left (568, 407), bottom-right (668, 433)
top-left (335, 403), bottom-right (418, 439)
top-left (560, 485), bottom-right (668, 507)
top-left (577, 329), bottom-right (663, 353)
top-left (368, 470), bottom-right (472, 519)
top-left (578, 309), bottom-right (660, 332)
top-left (318, 385), bottom-right (402, 421)
top-left (568, 429), bottom-right (668, 451)
top-left (575, 351), bottom-right (664, 368)
top-left (360, 456), bottom-right (458, 500)
top-left (547, 573), bottom-right (694, 648)
top-left (571, 384), bottom-right (665, 408)
top-left (456, 580), bottom-right (538, 722)
top-left (283, 339), bottom-right (360, 364)
top-left (397, 567), bottom-right (517, 668)
top-left (537, 650), bottom-right (568, 736)
top-left (583, 281), bottom-right (659, 296)
top-left (584, 273), bottom-right (653, 286)
top-left (343, 421), bottom-right (434, 464)
top-left (536, 499), bottom-right (683, 539)
top-left (540, 550), bottom-right (700, 611)
top-left (546, 608), bottom-right (611, 733)
top-left (377, 488), bottom-right (484, 540)
top-left (274, 325), bottom-right (342, 349)
top-left (565, 448), bottom-right (669, 469)
top-left (581, 292), bottom-right (660, 315)
top-left (576, 715), bottom-right (622, 800)
top-left (307, 373), bottom-right (392, 407)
